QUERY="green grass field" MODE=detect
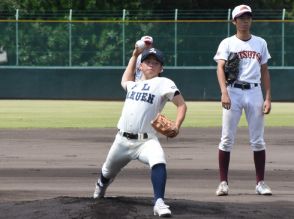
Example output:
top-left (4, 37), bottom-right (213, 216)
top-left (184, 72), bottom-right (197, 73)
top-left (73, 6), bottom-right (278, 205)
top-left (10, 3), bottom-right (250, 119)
top-left (0, 100), bottom-right (293, 128)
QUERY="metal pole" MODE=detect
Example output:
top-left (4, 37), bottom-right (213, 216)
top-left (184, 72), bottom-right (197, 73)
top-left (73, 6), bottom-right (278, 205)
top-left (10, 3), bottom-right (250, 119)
top-left (122, 9), bottom-right (126, 66)
top-left (282, 9), bottom-right (285, 66)
top-left (15, 9), bottom-right (19, 66)
top-left (69, 9), bottom-right (72, 66)
top-left (174, 9), bottom-right (178, 66)
top-left (227, 9), bottom-right (231, 37)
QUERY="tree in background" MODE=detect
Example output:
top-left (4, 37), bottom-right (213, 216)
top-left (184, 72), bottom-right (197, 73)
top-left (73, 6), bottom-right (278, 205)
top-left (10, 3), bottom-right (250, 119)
top-left (1, 0), bottom-right (293, 11)
top-left (0, 0), bottom-right (293, 66)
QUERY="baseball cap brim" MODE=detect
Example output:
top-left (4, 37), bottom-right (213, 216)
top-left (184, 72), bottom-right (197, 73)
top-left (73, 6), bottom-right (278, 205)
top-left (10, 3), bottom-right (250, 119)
top-left (234, 11), bottom-right (252, 19)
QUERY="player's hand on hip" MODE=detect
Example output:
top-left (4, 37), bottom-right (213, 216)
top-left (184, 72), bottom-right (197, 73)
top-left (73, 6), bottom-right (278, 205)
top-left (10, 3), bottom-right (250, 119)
top-left (221, 92), bottom-right (231, 110)
top-left (263, 99), bottom-right (271, 114)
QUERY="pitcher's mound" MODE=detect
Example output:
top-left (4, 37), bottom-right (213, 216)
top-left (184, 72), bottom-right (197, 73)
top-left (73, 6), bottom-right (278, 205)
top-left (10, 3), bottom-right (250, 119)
top-left (0, 196), bottom-right (293, 219)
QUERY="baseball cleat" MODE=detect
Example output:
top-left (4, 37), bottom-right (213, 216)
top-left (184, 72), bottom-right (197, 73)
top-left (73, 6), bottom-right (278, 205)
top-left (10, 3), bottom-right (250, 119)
top-left (216, 181), bottom-right (229, 196)
top-left (93, 179), bottom-right (112, 199)
top-left (255, 181), bottom-right (272, 195)
top-left (153, 198), bottom-right (172, 217)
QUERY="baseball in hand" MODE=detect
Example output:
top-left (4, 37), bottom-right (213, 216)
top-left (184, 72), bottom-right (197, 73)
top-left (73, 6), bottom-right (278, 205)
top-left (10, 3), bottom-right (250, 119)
top-left (135, 40), bottom-right (146, 49)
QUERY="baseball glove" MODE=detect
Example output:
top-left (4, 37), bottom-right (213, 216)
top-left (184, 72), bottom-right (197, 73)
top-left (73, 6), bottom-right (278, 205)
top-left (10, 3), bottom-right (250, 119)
top-left (151, 113), bottom-right (179, 138)
top-left (224, 52), bottom-right (239, 85)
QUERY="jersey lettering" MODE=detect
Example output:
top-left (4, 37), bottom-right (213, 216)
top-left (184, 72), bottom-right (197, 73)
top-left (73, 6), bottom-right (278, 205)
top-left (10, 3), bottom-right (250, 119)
top-left (147, 93), bottom-right (155, 103)
top-left (128, 91), bottom-right (136, 100)
top-left (142, 84), bottom-right (150, 91)
top-left (238, 50), bottom-right (261, 63)
top-left (131, 84), bottom-right (138, 90)
top-left (141, 93), bottom-right (148, 102)
top-left (135, 92), bottom-right (142, 100)
top-left (126, 91), bottom-right (155, 104)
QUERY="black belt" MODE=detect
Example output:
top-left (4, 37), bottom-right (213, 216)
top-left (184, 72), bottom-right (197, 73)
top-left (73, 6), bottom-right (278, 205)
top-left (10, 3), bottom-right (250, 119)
top-left (122, 132), bottom-right (148, 140)
top-left (233, 83), bottom-right (258, 90)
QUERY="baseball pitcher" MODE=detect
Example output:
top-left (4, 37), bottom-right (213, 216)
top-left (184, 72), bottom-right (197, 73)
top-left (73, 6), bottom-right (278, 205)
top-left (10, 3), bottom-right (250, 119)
top-left (93, 43), bottom-right (187, 217)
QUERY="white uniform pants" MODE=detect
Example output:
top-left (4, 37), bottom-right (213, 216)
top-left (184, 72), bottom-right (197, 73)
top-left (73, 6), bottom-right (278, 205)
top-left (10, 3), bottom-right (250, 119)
top-left (219, 85), bottom-right (266, 152)
top-left (101, 132), bottom-right (166, 179)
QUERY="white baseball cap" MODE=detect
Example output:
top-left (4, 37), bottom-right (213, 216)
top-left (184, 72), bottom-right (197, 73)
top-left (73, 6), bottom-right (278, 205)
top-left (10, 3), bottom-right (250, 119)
top-left (232, 5), bottom-right (252, 20)
top-left (141, 35), bottom-right (153, 44)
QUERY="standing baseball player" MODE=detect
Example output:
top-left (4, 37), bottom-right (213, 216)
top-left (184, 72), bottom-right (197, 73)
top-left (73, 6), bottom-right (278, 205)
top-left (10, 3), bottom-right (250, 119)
top-left (93, 44), bottom-right (187, 217)
top-left (135, 35), bottom-right (154, 81)
top-left (213, 5), bottom-right (272, 196)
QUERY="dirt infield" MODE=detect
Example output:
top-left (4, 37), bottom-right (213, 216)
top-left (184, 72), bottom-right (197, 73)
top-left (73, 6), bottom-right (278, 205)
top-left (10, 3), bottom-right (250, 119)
top-left (0, 127), bottom-right (294, 218)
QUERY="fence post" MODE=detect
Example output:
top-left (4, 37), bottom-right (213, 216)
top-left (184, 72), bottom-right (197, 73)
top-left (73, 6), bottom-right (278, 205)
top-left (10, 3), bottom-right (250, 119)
top-left (15, 9), bottom-right (19, 66)
top-left (282, 8), bottom-right (285, 66)
top-left (69, 9), bottom-right (72, 66)
top-left (122, 9), bottom-right (126, 66)
top-left (227, 8), bottom-right (231, 37)
top-left (174, 9), bottom-right (178, 66)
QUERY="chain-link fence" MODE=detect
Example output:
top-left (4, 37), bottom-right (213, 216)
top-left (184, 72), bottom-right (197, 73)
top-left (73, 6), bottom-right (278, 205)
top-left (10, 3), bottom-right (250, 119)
top-left (0, 9), bottom-right (292, 67)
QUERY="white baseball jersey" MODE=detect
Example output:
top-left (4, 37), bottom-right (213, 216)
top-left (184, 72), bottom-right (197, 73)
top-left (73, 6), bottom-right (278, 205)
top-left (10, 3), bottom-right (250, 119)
top-left (214, 35), bottom-right (271, 83)
top-left (101, 76), bottom-right (179, 179)
top-left (118, 77), bottom-right (179, 134)
top-left (135, 54), bottom-right (143, 81)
